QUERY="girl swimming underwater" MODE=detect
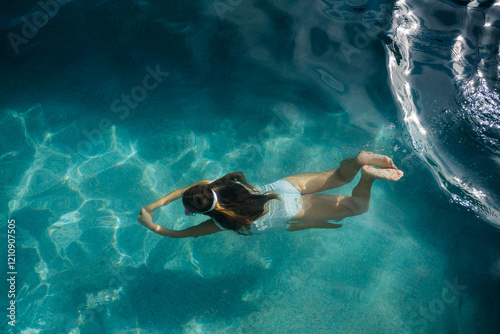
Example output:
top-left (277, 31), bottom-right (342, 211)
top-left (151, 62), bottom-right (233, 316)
top-left (137, 151), bottom-right (403, 238)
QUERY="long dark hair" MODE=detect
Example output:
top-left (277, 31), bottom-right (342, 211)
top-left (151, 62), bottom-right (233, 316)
top-left (182, 172), bottom-right (280, 235)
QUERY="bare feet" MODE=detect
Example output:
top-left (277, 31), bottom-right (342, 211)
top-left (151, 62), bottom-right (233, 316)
top-left (362, 165), bottom-right (403, 181)
top-left (357, 151), bottom-right (397, 169)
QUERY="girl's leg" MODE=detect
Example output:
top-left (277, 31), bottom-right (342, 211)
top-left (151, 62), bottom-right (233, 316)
top-left (284, 151), bottom-right (396, 194)
top-left (289, 193), bottom-right (360, 223)
top-left (287, 165), bottom-right (403, 230)
top-left (286, 220), bottom-right (342, 232)
top-left (347, 165), bottom-right (403, 213)
top-left (349, 166), bottom-right (376, 213)
top-left (283, 158), bottom-right (359, 194)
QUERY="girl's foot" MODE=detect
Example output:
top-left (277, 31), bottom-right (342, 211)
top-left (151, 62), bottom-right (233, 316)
top-left (357, 151), bottom-right (397, 169)
top-left (361, 165), bottom-right (403, 181)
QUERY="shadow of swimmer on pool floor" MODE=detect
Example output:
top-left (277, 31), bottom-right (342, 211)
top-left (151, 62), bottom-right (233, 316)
top-left (137, 151), bottom-right (403, 238)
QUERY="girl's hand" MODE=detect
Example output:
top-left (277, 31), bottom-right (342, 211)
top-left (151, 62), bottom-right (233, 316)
top-left (138, 207), bottom-right (153, 227)
top-left (143, 205), bottom-right (155, 218)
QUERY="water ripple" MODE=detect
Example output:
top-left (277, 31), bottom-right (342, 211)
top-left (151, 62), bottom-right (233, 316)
top-left (384, 0), bottom-right (500, 226)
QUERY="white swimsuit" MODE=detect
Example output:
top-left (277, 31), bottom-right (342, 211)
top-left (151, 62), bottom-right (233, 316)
top-left (212, 179), bottom-right (303, 233)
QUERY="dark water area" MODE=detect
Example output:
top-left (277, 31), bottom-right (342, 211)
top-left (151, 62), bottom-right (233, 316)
top-left (1, 0), bottom-right (500, 333)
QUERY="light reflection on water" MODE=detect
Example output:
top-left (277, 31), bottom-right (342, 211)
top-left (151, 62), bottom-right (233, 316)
top-left (1, 0), bottom-right (500, 332)
top-left (384, 0), bottom-right (500, 226)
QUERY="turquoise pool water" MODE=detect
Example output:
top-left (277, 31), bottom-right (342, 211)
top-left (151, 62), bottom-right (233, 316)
top-left (1, 0), bottom-right (500, 333)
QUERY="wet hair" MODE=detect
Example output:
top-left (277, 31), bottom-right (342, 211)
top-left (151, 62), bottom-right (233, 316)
top-left (182, 172), bottom-right (280, 235)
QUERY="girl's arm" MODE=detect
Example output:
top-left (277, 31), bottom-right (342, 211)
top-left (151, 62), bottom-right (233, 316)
top-left (137, 207), bottom-right (222, 238)
top-left (143, 180), bottom-right (211, 215)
